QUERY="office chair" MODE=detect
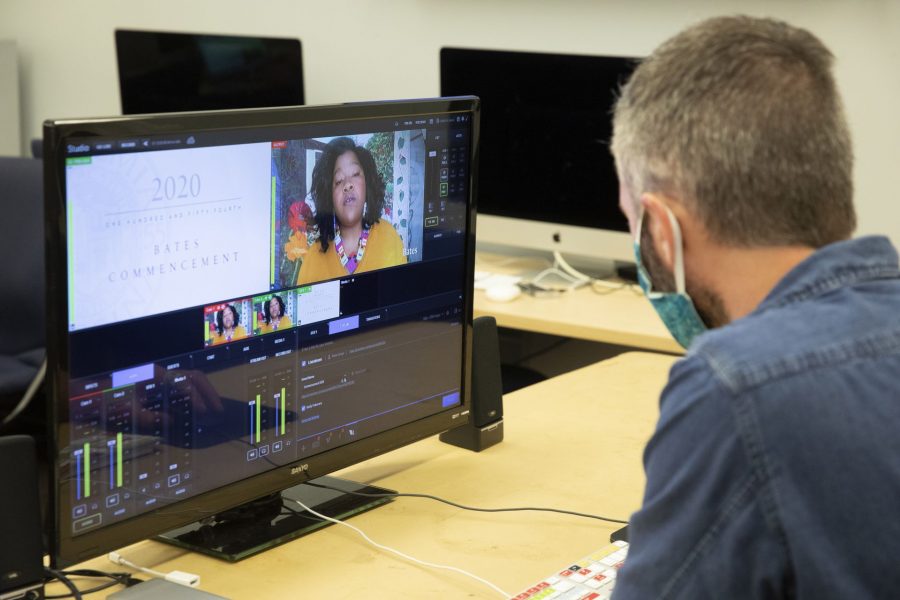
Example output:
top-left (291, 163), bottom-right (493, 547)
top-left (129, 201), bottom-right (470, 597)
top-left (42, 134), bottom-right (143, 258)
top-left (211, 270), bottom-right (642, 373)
top-left (0, 156), bottom-right (45, 427)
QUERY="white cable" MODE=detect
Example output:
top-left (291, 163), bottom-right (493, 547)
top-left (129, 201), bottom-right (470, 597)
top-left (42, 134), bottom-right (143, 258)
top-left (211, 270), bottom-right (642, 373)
top-left (2, 359), bottom-right (47, 426)
top-left (552, 251), bottom-right (591, 283)
top-left (529, 266), bottom-right (585, 292)
top-left (292, 498), bottom-right (511, 599)
top-left (551, 251), bottom-right (643, 295)
top-left (107, 551), bottom-right (200, 587)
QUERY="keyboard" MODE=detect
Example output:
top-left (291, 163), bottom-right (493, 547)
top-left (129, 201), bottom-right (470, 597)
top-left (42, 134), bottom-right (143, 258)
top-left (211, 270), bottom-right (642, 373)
top-left (509, 540), bottom-right (628, 600)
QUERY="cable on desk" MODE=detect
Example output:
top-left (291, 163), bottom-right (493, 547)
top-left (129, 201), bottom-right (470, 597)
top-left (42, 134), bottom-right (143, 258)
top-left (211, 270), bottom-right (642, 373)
top-left (44, 568), bottom-right (84, 600)
top-left (291, 497), bottom-right (511, 598)
top-left (552, 251), bottom-right (644, 296)
top-left (516, 252), bottom-right (641, 297)
top-left (304, 480), bottom-right (629, 525)
top-left (590, 279), bottom-right (643, 296)
top-left (107, 552), bottom-right (200, 588)
top-left (512, 337), bottom-right (571, 366)
top-left (43, 568), bottom-right (142, 599)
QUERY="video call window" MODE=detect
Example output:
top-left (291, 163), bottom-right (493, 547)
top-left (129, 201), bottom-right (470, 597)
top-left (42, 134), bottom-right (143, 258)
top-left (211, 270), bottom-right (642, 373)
top-left (271, 130), bottom-right (426, 290)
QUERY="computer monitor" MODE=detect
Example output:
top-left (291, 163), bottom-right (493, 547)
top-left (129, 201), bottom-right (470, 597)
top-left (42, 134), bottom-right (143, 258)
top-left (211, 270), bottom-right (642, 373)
top-left (43, 97), bottom-right (478, 566)
top-left (115, 29), bottom-right (305, 114)
top-left (440, 47), bottom-right (638, 269)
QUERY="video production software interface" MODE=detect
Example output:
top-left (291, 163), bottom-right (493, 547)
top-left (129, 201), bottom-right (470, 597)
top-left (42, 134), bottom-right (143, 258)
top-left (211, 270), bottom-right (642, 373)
top-left (60, 112), bottom-right (472, 537)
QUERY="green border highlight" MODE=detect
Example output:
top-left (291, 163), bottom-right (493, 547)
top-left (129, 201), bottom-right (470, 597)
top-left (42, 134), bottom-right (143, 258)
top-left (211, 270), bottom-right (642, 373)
top-left (270, 176), bottom-right (276, 284)
top-left (83, 442), bottom-right (91, 497)
top-left (281, 387), bottom-right (286, 435)
top-left (256, 394), bottom-right (262, 443)
top-left (116, 432), bottom-right (123, 487)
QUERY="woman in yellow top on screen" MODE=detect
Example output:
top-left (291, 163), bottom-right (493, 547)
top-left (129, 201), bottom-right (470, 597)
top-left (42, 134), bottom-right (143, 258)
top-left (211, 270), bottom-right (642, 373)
top-left (210, 304), bottom-right (247, 345)
top-left (259, 294), bottom-right (292, 333)
top-left (297, 137), bottom-right (406, 284)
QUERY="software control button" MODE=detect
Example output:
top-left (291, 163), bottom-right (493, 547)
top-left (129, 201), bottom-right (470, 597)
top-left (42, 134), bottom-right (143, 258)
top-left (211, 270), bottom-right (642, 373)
top-left (73, 514), bottom-right (103, 533)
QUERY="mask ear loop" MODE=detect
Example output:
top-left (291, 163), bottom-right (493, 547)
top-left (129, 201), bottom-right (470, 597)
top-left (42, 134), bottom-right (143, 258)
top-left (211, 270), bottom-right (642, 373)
top-left (660, 205), bottom-right (688, 295)
top-left (635, 204), bottom-right (689, 295)
top-left (635, 207), bottom-right (645, 242)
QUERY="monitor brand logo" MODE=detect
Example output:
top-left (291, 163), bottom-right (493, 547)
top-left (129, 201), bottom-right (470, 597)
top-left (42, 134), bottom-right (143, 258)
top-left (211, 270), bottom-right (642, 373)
top-left (291, 464), bottom-right (309, 476)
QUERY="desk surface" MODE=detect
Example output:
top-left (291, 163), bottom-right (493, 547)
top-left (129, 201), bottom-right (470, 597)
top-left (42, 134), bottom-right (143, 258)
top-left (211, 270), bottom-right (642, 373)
top-left (473, 254), bottom-right (682, 354)
top-left (63, 352), bottom-right (676, 599)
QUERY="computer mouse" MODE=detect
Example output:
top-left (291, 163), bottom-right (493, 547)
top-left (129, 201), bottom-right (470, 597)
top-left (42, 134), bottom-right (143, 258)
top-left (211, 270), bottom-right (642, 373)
top-left (485, 283), bottom-right (522, 303)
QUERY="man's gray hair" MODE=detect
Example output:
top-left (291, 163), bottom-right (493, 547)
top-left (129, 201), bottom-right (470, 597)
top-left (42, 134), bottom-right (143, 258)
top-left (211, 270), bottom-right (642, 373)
top-left (611, 15), bottom-right (855, 248)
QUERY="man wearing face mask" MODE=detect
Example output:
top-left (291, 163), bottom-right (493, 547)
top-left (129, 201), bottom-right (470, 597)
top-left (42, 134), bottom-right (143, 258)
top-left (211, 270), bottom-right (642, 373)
top-left (609, 15), bottom-right (900, 599)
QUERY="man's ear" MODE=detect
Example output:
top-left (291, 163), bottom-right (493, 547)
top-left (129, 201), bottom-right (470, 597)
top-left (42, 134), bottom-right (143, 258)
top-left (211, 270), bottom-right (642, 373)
top-left (640, 193), bottom-right (676, 271)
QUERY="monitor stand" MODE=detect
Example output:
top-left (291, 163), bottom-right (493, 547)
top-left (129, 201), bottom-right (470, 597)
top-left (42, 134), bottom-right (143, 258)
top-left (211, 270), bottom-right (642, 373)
top-left (155, 476), bottom-right (394, 562)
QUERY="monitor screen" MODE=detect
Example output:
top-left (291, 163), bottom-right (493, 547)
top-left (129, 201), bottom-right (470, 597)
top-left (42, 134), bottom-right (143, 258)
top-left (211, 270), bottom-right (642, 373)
top-left (43, 97), bottom-right (478, 565)
top-left (115, 29), bottom-right (305, 114)
top-left (441, 48), bottom-right (638, 264)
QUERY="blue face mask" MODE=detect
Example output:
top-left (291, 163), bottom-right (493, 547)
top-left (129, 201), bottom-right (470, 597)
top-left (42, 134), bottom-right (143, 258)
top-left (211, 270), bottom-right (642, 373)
top-left (634, 207), bottom-right (708, 349)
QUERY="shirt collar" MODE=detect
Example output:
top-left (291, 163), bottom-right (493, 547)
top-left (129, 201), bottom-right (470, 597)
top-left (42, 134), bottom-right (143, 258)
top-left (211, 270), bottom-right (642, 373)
top-left (756, 235), bottom-right (900, 313)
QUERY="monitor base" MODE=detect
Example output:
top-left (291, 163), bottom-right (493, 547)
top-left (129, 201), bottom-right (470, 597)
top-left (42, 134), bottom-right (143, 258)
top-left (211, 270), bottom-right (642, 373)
top-left (155, 476), bottom-right (394, 562)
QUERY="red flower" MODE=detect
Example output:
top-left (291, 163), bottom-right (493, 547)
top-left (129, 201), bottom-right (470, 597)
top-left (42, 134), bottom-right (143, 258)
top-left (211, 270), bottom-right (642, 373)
top-left (287, 200), bottom-right (313, 232)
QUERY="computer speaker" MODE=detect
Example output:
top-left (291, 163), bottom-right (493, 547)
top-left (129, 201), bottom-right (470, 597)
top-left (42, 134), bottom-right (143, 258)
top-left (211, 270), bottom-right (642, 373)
top-left (0, 435), bottom-right (45, 600)
top-left (440, 316), bottom-right (504, 451)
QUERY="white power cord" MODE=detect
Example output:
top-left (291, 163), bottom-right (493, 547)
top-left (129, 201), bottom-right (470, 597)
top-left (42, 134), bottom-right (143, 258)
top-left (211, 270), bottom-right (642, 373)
top-left (107, 551), bottom-right (200, 588)
top-left (551, 251), bottom-right (592, 284)
top-left (292, 498), bottom-right (511, 598)
top-left (552, 251), bottom-right (642, 295)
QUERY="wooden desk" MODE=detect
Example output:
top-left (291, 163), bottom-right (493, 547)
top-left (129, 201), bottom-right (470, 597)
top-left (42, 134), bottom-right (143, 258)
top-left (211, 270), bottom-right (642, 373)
top-left (473, 254), bottom-right (682, 354)
top-left (62, 352), bottom-right (676, 599)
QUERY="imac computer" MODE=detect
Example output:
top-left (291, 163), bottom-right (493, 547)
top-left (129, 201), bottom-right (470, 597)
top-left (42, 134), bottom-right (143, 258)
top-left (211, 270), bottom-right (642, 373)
top-left (115, 29), bottom-right (305, 114)
top-left (43, 97), bottom-right (478, 565)
top-left (441, 47), bottom-right (638, 276)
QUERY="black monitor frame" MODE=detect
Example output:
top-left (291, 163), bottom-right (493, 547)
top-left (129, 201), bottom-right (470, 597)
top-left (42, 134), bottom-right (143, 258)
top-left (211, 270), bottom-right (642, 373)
top-left (43, 97), bottom-right (480, 566)
top-left (115, 29), bottom-right (305, 114)
top-left (441, 47), bottom-right (638, 265)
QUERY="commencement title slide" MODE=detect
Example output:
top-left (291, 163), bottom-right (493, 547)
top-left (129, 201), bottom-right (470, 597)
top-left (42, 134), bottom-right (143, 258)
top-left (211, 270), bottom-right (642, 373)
top-left (66, 144), bottom-right (271, 330)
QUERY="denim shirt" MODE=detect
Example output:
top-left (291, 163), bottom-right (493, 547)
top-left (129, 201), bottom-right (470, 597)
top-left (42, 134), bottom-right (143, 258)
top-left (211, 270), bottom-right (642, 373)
top-left (612, 236), bottom-right (900, 600)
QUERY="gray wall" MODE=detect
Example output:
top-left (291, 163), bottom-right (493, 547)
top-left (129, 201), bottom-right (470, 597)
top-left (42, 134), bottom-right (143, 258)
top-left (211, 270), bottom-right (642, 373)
top-left (0, 40), bottom-right (19, 156)
top-left (2, 0), bottom-right (898, 245)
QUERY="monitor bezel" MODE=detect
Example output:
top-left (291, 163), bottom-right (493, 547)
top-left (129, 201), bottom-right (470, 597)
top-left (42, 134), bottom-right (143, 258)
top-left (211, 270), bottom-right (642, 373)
top-left (114, 28), bottom-right (306, 114)
top-left (43, 97), bottom-right (480, 566)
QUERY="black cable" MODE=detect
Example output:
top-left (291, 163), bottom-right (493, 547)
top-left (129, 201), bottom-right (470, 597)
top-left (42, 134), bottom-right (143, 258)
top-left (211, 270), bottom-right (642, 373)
top-left (513, 337), bottom-right (570, 366)
top-left (44, 568), bottom-right (83, 600)
top-left (43, 568), bottom-right (142, 599)
top-left (304, 480), bottom-right (629, 525)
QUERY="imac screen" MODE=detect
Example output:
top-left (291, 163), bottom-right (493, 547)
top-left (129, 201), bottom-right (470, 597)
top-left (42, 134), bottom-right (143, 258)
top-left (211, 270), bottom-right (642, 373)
top-left (44, 98), bottom-right (477, 564)
top-left (115, 29), bottom-right (305, 114)
top-left (441, 47), bottom-right (636, 233)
